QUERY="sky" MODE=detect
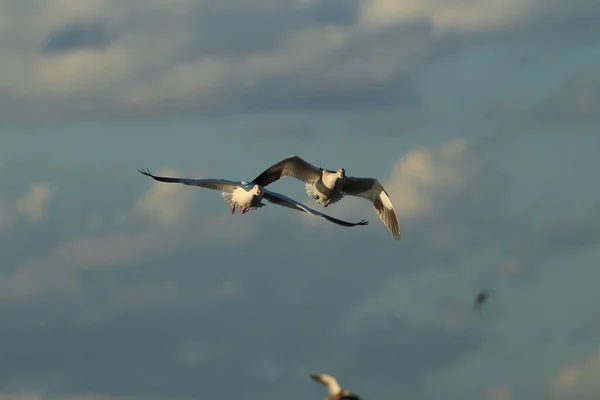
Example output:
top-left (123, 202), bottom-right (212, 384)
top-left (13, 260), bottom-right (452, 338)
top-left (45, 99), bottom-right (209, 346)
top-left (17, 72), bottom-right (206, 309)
top-left (0, 0), bottom-right (600, 399)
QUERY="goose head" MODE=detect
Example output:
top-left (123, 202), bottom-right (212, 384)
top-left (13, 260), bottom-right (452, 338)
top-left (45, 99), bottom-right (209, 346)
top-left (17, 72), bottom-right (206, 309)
top-left (252, 185), bottom-right (263, 196)
top-left (336, 168), bottom-right (346, 179)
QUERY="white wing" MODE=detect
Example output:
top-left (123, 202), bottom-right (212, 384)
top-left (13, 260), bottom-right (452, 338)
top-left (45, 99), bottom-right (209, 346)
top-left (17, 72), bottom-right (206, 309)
top-left (138, 168), bottom-right (247, 192)
top-left (342, 177), bottom-right (401, 240)
top-left (310, 374), bottom-right (342, 395)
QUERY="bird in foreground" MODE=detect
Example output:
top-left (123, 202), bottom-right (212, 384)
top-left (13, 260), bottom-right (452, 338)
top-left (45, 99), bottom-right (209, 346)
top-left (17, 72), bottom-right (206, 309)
top-left (138, 169), bottom-right (369, 228)
top-left (474, 289), bottom-right (492, 312)
top-left (310, 373), bottom-right (362, 400)
top-left (251, 156), bottom-right (401, 240)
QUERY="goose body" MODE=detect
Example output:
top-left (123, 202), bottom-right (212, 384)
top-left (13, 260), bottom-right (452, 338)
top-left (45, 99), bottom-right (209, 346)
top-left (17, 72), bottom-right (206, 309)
top-left (251, 156), bottom-right (401, 239)
top-left (138, 169), bottom-right (369, 228)
top-left (310, 373), bottom-right (362, 400)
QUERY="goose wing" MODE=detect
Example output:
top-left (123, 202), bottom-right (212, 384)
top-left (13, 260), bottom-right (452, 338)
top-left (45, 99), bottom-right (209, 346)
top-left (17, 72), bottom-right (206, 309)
top-left (342, 177), bottom-right (401, 240)
top-left (262, 189), bottom-right (368, 227)
top-left (251, 156), bottom-right (322, 187)
top-left (138, 168), bottom-right (245, 192)
top-left (310, 374), bottom-right (342, 396)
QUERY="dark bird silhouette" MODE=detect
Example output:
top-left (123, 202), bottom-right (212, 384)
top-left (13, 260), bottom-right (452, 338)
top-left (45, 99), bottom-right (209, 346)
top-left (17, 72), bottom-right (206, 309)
top-left (474, 289), bottom-right (492, 312)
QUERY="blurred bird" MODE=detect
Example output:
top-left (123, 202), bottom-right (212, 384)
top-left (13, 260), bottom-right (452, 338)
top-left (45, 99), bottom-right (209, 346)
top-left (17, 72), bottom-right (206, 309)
top-left (310, 373), bottom-right (362, 400)
top-left (474, 289), bottom-right (492, 312)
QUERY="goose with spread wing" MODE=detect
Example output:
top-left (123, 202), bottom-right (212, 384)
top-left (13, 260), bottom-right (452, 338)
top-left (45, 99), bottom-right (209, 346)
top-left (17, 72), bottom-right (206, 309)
top-left (251, 156), bottom-right (401, 239)
top-left (138, 169), bottom-right (368, 228)
top-left (310, 373), bottom-right (362, 400)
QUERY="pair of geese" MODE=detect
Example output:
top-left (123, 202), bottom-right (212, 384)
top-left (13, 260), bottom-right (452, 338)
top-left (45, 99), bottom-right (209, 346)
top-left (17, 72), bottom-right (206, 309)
top-left (139, 155), bottom-right (401, 240)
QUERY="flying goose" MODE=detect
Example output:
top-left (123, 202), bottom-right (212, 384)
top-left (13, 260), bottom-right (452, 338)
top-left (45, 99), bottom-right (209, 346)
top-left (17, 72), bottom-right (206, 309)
top-left (474, 289), bottom-right (492, 313)
top-left (251, 156), bottom-right (401, 239)
top-left (310, 373), bottom-right (362, 400)
top-left (138, 169), bottom-right (368, 228)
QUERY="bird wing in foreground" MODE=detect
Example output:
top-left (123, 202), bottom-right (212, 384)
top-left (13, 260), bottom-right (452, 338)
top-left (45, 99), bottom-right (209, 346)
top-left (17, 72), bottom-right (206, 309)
top-left (138, 168), bottom-right (245, 192)
top-left (342, 177), bottom-right (401, 239)
top-left (251, 156), bottom-right (322, 187)
top-left (310, 374), bottom-right (342, 396)
top-left (262, 189), bottom-right (368, 227)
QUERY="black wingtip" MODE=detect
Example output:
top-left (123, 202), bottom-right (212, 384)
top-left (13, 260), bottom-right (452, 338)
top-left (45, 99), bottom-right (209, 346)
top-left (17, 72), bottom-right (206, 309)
top-left (138, 168), bottom-right (152, 177)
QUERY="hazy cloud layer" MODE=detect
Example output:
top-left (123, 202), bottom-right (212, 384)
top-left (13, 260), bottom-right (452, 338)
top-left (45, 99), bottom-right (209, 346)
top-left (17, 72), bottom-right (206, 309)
top-left (0, 0), bottom-right (598, 120)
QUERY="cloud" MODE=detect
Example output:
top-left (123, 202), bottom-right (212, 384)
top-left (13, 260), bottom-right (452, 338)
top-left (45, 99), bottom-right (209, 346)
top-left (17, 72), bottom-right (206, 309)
top-left (0, 166), bottom-right (253, 305)
top-left (2, 0), bottom-right (597, 120)
top-left (16, 183), bottom-right (55, 223)
top-left (133, 168), bottom-right (193, 225)
top-left (383, 138), bottom-right (471, 219)
top-left (331, 137), bottom-right (484, 244)
top-left (0, 183), bottom-right (55, 229)
top-left (358, 0), bottom-right (596, 31)
top-left (42, 19), bottom-right (115, 53)
top-left (550, 347), bottom-right (600, 399)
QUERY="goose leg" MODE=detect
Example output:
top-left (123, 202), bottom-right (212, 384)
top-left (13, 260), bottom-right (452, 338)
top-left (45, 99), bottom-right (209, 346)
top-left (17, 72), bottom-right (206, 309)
top-left (231, 204), bottom-right (236, 214)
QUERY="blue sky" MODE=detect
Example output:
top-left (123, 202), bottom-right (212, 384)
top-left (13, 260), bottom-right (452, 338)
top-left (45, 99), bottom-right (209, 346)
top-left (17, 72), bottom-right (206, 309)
top-left (1, 1), bottom-right (600, 399)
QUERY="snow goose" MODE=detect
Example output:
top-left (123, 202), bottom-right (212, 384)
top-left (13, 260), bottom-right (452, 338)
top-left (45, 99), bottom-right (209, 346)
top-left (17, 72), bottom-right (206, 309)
top-left (138, 169), bottom-right (368, 228)
top-left (310, 373), bottom-right (362, 400)
top-left (251, 156), bottom-right (401, 240)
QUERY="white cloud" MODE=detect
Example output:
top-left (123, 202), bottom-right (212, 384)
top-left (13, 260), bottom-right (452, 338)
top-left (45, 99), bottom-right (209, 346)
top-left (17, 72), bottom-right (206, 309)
top-left (30, 46), bottom-right (135, 97)
top-left (134, 168), bottom-right (193, 225)
top-left (0, 0), bottom-right (597, 120)
top-left (550, 347), bottom-right (600, 399)
top-left (0, 182), bottom-right (55, 229)
top-left (120, 25), bottom-right (352, 112)
top-left (356, 138), bottom-right (471, 222)
top-left (384, 138), bottom-right (470, 218)
top-left (359, 0), bottom-right (555, 31)
top-left (16, 183), bottom-right (55, 223)
top-left (329, 138), bottom-right (474, 229)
